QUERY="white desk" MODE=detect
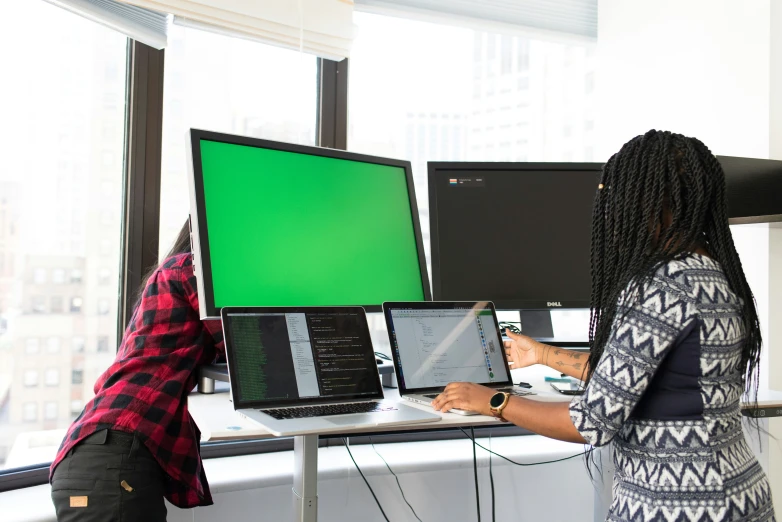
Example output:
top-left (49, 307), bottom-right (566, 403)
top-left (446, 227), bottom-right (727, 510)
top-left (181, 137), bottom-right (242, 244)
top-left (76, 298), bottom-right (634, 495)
top-left (188, 365), bottom-right (569, 522)
top-left (188, 365), bottom-right (782, 522)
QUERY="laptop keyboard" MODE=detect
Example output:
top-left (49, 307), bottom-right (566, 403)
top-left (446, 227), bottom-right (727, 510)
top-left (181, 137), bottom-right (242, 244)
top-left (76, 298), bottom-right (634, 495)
top-left (260, 402), bottom-right (396, 420)
top-left (423, 387), bottom-right (534, 400)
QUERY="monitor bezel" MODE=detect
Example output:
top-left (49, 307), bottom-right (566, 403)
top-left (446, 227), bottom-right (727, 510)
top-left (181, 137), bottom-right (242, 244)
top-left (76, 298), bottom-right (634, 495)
top-left (427, 162), bottom-right (603, 310)
top-left (221, 306), bottom-right (385, 410)
top-left (382, 301), bottom-right (514, 396)
top-left (187, 129), bottom-right (432, 319)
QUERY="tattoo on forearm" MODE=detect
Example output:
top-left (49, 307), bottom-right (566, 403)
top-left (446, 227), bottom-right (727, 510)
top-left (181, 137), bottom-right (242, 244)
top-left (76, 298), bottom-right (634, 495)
top-left (553, 349), bottom-right (583, 360)
top-left (555, 361), bottom-right (582, 370)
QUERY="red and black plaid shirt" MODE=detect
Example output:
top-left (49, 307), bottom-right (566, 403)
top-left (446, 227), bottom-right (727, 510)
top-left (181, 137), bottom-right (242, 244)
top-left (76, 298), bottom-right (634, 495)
top-left (50, 254), bottom-right (224, 508)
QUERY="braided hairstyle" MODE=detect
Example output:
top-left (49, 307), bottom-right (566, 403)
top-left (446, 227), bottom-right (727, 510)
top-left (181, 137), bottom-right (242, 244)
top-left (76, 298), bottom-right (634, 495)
top-left (585, 130), bottom-right (762, 401)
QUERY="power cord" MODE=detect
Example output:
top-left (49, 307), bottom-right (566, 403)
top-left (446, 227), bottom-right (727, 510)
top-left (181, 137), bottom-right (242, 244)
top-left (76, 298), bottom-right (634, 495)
top-left (471, 427), bottom-right (481, 522)
top-left (369, 437), bottom-right (423, 522)
top-left (458, 428), bottom-right (586, 466)
top-left (460, 428), bottom-right (586, 521)
top-left (488, 432), bottom-right (495, 522)
top-left (374, 352), bottom-right (392, 361)
top-left (342, 438), bottom-right (390, 522)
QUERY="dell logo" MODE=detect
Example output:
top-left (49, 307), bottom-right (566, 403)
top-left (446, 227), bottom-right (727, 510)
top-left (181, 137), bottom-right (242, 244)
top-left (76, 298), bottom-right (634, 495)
top-left (547, 302), bottom-right (563, 307)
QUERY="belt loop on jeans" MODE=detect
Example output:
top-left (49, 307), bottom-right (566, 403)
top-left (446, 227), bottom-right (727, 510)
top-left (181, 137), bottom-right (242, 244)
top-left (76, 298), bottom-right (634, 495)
top-left (128, 434), bottom-right (141, 462)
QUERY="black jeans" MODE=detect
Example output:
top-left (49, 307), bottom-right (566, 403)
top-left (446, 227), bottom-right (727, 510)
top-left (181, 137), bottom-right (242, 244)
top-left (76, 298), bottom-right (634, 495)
top-left (51, 430), bottom-right (167, 522)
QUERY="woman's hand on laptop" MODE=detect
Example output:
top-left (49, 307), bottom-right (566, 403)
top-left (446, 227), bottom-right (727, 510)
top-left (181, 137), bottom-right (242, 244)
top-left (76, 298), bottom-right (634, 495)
top-left (431, 382), bottom-right (495, 415)
top-left (504, 330), bottom-right (546, 368)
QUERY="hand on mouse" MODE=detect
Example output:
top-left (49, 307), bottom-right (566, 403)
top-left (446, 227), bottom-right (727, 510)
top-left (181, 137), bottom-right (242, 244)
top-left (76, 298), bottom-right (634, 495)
top-left (504, 330), bottom-right (545, 369)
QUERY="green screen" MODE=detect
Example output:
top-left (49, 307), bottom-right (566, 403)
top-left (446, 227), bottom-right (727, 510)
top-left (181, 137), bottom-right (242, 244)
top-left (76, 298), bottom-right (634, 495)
top-left (199, 139), bottom-right (426, 308)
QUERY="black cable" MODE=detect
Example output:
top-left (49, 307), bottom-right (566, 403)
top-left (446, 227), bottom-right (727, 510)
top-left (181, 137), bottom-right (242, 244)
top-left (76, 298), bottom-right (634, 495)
top-left (471, 427), bottom-right (481, 522)
top-left (459, 428), bottom-right (586, 466)
top-left (497, 322), bottom-right (522, 335)
top-left (489, 433), bottom-right (496, 522)
top-left (342, 438), bottom-right (390, 522)
top-left (369, 437), bottom-right (423, 522)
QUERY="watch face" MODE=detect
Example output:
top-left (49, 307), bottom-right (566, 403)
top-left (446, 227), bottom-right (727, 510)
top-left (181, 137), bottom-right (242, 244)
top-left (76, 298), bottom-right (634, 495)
top-left (490, 392), bottom-right (506, 408)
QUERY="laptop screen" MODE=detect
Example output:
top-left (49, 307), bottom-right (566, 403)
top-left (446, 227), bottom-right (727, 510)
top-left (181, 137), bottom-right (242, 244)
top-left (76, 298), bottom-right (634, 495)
top-left (384, 302), bottom-right (511, 393)
top-left (222, 307), bottom-right (383, 408)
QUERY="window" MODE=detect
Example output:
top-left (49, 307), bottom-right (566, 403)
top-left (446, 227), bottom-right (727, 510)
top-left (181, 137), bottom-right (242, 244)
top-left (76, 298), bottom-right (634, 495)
top-left (32, 296), bottom-right (46, 314)
top-left (501, 36), bottom-right (512, 74)
top-left (44, 402), bottom-right (58, 421)
top-left (97, 336), bottom-right (109, 353)
top-left (0, 1), bottom-right (126, 471)
top-left (23, 371), bottom-right (38, 387)
top-left (25, 338), bottom-right (40, 355)
top-left (72, 369), bottom-right (84, 385)
top-left (70, 297), bottom-right (83, 313)
top-left (349, 12), bottom-right (597, 271)
top-left (70, 400), bottom-right (84, 417)
top-left (72, 336), bottom-right (85, 353)
top-left (47, 337), bottom-right (61, 354)
top-left (45, 369), bottom-right (60, 387)
top-left (33, 268), bottom-right (47, 284)
top-left (98, 268), bottom-right (111, 285)
top-left (158, 23), bottom-right (318, 255)
top-left (585, 71), bottom-right (595, 94)
top-left (97, 298), bottom-right (110, 315)
top-left (23, 403), bottom-right (38, 423)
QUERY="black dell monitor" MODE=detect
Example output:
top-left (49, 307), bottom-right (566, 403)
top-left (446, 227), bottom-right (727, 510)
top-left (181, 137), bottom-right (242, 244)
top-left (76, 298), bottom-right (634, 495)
top-left (187, 130), bottom-right (432, 319)
top-left (428, 162), bottom-right (602, 311)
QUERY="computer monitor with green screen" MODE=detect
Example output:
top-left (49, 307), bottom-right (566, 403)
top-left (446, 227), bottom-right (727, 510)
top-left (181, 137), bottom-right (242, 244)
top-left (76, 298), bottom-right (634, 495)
top-left (187, 129), bottom-right (431, 319)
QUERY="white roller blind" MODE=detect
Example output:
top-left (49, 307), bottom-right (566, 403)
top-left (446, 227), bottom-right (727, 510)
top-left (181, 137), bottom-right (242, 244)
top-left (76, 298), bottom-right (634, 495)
top-left (356, 0), bottom-right (597, 39)
top-left (43, 0), bottom-right (168, 49)
top-left (117, 0), bottom-right (355, 60)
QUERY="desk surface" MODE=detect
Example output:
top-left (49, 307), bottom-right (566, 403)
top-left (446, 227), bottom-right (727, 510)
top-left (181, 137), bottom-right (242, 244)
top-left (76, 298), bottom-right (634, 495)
top-left (188, 365), bottom-right (782, 441)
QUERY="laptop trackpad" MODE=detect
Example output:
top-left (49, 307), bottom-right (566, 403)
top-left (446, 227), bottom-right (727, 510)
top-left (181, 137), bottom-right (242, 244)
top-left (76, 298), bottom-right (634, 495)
top-left (327, 414), bottom-right (372, 426)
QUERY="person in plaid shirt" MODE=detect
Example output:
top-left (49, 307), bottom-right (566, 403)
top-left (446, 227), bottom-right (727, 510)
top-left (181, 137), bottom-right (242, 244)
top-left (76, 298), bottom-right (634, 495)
top-left (50, 221), bottom-right (223, 521)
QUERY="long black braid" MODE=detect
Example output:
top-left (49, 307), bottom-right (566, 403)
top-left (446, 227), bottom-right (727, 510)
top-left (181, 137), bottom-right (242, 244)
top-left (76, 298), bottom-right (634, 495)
top-left (585, 130), bottom-right (762, 405)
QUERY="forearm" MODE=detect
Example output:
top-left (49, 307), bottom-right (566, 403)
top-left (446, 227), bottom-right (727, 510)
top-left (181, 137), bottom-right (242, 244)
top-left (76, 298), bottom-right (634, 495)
top-left (539, 345), bottom-right (589, 379)
top-left (501, 397), bottom-right (586, 444)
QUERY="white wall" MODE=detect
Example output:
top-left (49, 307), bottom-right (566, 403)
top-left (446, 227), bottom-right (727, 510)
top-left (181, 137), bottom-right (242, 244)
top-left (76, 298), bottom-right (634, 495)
top-left (596, 0), bottom-right (770, 160)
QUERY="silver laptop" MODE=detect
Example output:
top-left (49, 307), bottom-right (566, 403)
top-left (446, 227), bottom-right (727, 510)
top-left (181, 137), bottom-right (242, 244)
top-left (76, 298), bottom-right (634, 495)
top-left (221, 306), bottom-right (441, 436)
top-left (383, 301), bottom-right (535, 416)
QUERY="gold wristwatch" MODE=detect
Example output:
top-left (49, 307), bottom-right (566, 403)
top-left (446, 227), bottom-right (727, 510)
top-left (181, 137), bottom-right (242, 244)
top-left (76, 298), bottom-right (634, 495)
top-left (489, 392), bottom-right (511, 420)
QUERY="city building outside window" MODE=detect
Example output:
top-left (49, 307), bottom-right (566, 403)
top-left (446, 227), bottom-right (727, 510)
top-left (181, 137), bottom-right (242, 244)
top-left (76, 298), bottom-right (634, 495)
top-left (158, 23), bottom-right (317, 255)
top-left (0, 1), bottom-right (126, 471)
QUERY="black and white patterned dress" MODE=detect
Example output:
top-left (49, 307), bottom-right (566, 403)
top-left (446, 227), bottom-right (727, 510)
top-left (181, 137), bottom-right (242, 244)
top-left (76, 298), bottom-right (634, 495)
top-left (570, 253), bottom-right (776, 522)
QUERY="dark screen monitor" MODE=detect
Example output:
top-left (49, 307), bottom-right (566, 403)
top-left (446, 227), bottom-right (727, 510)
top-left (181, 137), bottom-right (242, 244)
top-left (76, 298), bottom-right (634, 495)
top-left (188, 130), bottom-right (431, 319)
top-left (718, 156), bottom-right (782, 223)
top-left (428, 162), bottom-right (603, 310)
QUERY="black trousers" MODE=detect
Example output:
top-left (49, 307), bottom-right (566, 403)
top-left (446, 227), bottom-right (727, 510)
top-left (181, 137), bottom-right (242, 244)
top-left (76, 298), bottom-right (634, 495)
top-left (51, 430), bottom-right (167, 521)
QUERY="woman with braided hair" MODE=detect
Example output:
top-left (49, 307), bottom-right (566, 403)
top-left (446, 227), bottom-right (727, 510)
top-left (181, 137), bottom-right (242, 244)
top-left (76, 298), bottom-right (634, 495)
top-left (432, 130), bottom-right (776, 521)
